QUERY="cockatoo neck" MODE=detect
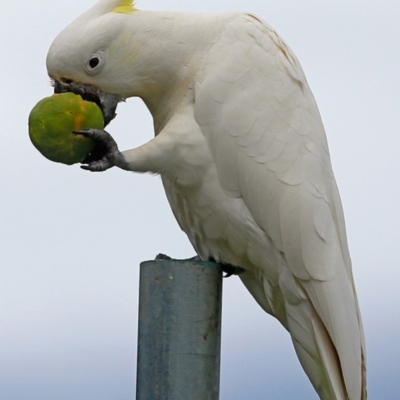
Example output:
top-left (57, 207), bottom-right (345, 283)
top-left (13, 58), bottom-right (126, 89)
top-left (121, 11), bottom-right (237, 132)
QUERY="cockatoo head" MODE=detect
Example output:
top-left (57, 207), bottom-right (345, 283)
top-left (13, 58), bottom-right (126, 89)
top-left (46, 0), bottom-right (139, 126)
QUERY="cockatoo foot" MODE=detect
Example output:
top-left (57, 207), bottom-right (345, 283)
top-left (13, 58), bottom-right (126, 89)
top-left (220, 264), bottom-right (245, 277)
top-left (73, 128), bottom-right (128, 172)
top-left (155, 253), bottom-right (172, 260)
top-left (207, 257), bottom-right (245, 277)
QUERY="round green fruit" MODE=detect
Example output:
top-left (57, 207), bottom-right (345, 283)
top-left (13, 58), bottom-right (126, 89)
top-left (28, 93), bottom-right (104, 165)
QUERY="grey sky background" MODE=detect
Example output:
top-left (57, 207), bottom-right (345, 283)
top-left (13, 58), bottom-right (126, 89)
top-left (1, 1), bottom-right (399, 399)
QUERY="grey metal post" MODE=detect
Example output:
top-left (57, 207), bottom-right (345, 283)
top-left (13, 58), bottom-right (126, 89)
top-left (136, 259), bottom-right (223, 400)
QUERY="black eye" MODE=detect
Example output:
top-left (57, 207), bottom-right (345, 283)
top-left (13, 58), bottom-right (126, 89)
top-left (89, 57), bottom-right (100, 69)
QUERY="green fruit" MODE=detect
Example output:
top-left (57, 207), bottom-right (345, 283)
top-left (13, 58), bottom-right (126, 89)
top-left (28, 93), bottom-right (104, 165)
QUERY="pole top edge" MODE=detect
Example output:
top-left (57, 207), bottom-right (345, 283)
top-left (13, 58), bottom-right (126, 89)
top-left (140, 257), bottom-right (223, 270)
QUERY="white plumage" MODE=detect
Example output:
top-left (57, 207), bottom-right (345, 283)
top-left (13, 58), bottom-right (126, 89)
top-left (46, 1), bottom-right (367, 398)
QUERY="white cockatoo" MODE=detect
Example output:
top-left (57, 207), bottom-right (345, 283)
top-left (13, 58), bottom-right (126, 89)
top-left (46, 1), bottom-right (367, 398)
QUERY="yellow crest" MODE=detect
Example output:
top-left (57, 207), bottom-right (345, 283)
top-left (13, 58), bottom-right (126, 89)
top-left (112, 0), bottom-right (136, 14)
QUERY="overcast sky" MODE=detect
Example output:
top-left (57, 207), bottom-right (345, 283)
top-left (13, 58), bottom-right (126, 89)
top-left (1, 1), bottom-right (400, 399)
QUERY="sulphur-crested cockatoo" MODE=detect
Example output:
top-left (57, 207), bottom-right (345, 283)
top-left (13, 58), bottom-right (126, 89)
top-left (46, 1), bottom-right (366, 398)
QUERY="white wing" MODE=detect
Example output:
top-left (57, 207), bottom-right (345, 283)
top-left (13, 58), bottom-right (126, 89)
top-left (194, 14), bottom-right (366, 400)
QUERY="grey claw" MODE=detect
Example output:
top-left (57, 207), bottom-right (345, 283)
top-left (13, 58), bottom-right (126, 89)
top-left (80, 161), bottom-right (109, 172)
top-left (73, 128), bottom-right (127, 172)
top-left (73, 129), bottom-right (117, 149)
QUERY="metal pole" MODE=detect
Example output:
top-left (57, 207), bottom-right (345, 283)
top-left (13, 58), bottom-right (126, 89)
top-left (136, 259), bottom-right (223, 400)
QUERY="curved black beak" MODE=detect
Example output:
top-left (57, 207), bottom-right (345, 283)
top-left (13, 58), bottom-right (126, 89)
top-left (54, 79), bottom-right (121, 127)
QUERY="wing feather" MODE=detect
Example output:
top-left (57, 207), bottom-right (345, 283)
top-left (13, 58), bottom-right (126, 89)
top-left (195, 14), bottom-right (366, 399)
